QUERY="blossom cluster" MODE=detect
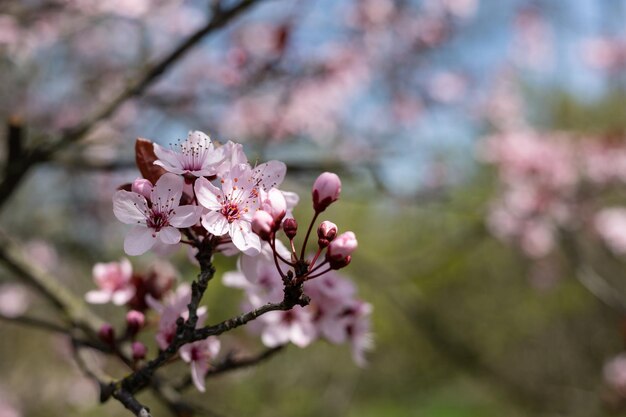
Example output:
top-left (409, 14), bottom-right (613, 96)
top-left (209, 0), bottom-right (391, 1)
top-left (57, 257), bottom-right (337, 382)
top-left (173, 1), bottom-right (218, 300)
top-left (482, 131), bottom-right (626, 258)
top-left (86, 131), bottom-right (370, 392)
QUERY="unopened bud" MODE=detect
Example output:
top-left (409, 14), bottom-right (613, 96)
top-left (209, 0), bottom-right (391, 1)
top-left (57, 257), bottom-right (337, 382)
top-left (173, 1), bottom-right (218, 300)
top-left (131, 178), bottom-right (153, 199)
top-left (126, 310), bottom-right (145, 336)
top-left (326, 231), bottom-right (357, 269)
top-left (252, 210), bottom-right (274, 241)
top-left (312, 172), bottom-right (341, 213)
top-left (98, 323), bottom-right (115, 346)
top-left (131, 341), bottom-right (147, 360)
top-left (283, 218), bottom-right (298, 239)
top-left (317, 221), bottom-right (338, 247)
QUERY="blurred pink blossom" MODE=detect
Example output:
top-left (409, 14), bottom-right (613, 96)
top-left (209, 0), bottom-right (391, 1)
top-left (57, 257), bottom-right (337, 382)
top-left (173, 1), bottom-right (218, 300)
top-left (594, 208), bottom-right (626, 255)
top-left (85, 258), bottom-right (135, 305)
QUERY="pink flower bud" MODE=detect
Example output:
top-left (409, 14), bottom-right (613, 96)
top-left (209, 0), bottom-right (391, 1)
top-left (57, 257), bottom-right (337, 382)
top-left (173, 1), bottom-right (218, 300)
top-left (261, 188), bottom-right (287, 223)
top-left (326, 231), bottom-right (357, 269)
top-left (252, 210), bottom-right (275, 241)
top-left (317, 221), bottom-right (338, 248)
top-left (131, 341), bottom-right (147, 360)
top-left (283, 218), bottom-right (298, 239)
top-left (98, 323), bottom-right (115, 345)
top-left (312, 172), bottom-right (341, 213)
top-left (131, 178), bottom-right (153, 199)
top-left (126, 310), bottom-right (145, 335)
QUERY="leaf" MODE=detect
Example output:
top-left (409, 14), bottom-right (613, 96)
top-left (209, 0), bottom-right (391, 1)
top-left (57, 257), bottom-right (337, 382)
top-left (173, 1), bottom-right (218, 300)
top-left (135, 138), bottom-right (166, 184)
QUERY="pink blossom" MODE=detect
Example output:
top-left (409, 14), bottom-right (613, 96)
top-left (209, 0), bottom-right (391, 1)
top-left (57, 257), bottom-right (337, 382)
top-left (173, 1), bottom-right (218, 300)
top-left (312, 172), bottom-right (342, 212)
top-left (595, 208), bottom-right (626, 255)
top-left (260, 306), bottom-right (317, 348)
top-left (113, 173), bottom-right (202, 256)
top-left (131, 341), bottom-right (147, 360)
top-left (195, 161), bottom-right (286, 254)
top-left (131, 178), bottom-right (153, 199)
top-left (605, 353), bottom-right (626, 395)
top-left (222, 242), bottom-right (288, 307)
top-left (85, 258), bottom-right (135, 305)
top-left (179, 337), bottom-right (221, 392)
top-left (153, 131), bottom-right (225, 177)
top-left (147, 284), bottom-right (207, 350)
top-left (260, 188), bottom-right (287, 224)
top-left (317, 221), bottom-right (338, 246)
top-left (0, 284), bottom-right (30, 318)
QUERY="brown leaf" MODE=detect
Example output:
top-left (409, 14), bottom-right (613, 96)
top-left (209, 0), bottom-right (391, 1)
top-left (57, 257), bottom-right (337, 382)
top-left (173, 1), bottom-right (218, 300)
top-left (135, 138), bottom-right (167, 184)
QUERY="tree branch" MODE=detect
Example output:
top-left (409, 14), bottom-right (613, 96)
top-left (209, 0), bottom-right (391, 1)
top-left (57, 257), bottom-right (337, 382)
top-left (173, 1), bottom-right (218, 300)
top-left (0, 0), bottom-right (265, 211)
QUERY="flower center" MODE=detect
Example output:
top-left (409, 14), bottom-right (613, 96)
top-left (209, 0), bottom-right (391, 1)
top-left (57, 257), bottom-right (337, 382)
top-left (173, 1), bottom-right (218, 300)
top-left (221, 202), bottom-right (241, 223)
top-left (147, 210), bottom-right (170, 231)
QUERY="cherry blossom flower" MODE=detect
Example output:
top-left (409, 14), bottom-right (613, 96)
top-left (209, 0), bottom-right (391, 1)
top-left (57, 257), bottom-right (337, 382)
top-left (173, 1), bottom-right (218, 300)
top-left (113, 173), bottom-right (202, 256)
top-left (0, 283), bottom-right (30, 318)
top-left (179, 337), bottom-right (221, 392)
top-left (146, 284), bottom-right (207, 350)
top-left (85, 258), bottom-right (135, 305)
top-left (153, 131), bottom-right (225, 177)
top-left (195, 161), bottom-right (286, 254)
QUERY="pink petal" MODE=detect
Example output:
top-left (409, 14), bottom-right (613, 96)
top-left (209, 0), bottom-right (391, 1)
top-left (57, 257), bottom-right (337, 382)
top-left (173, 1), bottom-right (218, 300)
top-left (190, 361), bottom-right (208, 393)
top-left (113, 191), bottom-right (148, 224)
top-left (159, 226), bottom-right (181, 245)
top-left (230, 221), bottom-right (260, 254)
top-left (124, 226), bottom-right (157, 256)
top-left (194, 177), bottom-right (223, 210)
top-left (253, 160), bottom-right (286, 190)
top-left (170, 206), bottom-right (202, 228)
top-left (151, 173), bottom-right (183, 206)
top-left (202, 211), bottom-right (229, 236)
top-left (111, 287), bottom-right (136, 306)
top-left (261, 323), bottom-right (289, 347)
top-left (153, 144), bottom-right (182, 169)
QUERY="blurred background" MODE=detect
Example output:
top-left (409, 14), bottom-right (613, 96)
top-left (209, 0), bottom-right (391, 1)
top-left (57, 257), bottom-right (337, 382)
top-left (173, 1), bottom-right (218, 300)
top-left (2, 0), bottom-right (626, 416)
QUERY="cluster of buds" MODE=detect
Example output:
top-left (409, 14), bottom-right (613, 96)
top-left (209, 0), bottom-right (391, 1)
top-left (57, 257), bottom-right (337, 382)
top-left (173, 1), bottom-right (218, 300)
top-left (251, 171), bottom-right (358, 285)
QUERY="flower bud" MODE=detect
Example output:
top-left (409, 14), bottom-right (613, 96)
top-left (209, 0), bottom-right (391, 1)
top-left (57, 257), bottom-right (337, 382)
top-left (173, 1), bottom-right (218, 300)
top-left (261, 188), bottom-right (287, 224)
top-left (317, 221), bottom-right (338, 247)
top-left (131, 178), bottom-right (153, 199)
top-left (98, 323), bottom-right (115, 346)
top-left (131, 341), bottom-right (147, 360)
top-left (252, 210), bottom-right (274, 241)
top-left (126, 310), bottom-right (145, 336)
top-left (283, 218), bottom-right (298, 239)
top-left (312, 172), bottom-right (341, 213)
top-left (326, 231), bottom-right (357, 269)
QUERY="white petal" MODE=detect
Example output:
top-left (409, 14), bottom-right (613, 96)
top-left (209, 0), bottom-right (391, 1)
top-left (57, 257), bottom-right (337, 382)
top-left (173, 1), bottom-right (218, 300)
top-left (85, 290), bottom-right (112, 304)
top-left (190, 361), bottom-right (207, 393)
top-left (194, 177), bottom-right (222, 210)
top-left (124, 226), bottom-right (157, 256)
top-left (202, 211), bottom-right (229, 236)
top-left (111, 287), bottom-right (136, 306)
top-left (170, 206), bottom-right (202, 228)
top-left (222, 271), bottom-right (250, 289)
top-left (113, 191), bottom-right (148, 224)
top-left (159, 226), bottom-right (181, 245)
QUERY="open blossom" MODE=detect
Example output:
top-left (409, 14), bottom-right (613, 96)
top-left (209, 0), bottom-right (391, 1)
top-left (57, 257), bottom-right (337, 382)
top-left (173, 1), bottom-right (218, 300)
top-left (85, 258), bottom-right (135, 305)
top-left (195, 161), bottom-right (286, 254)
top-left (180, 337), bottom-right (221, 392)
top-left (113, 173), bottom-right (202, 256)
top-left (146, 284), bottom-right (207, 350)
top-left (153, 131), bottom-right (225, 177)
